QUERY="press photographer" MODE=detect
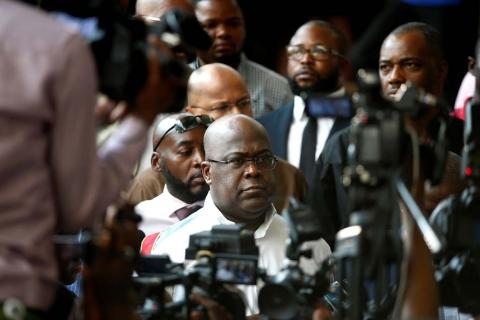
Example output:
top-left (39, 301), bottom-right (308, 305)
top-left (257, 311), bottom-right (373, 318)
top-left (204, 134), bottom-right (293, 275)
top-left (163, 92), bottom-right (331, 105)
top-left (0, 0), bottom-right (196, 318)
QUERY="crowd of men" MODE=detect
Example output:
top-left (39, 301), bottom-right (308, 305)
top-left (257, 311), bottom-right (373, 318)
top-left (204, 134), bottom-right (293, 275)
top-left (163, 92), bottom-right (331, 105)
top-left (1, 0), bottom-right (479, 319)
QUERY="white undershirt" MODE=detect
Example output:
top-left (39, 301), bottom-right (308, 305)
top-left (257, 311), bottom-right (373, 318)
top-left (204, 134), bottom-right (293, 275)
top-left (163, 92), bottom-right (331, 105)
top-left (287, 88), bottom-right (345, 168)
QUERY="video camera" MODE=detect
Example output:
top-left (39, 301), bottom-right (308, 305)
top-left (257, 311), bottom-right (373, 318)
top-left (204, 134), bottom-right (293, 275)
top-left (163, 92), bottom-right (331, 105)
top-left (258, 200), bottom-right (334, 320)
top-left (430, 100), bottom-right (480, 316)
top-left (32, 0), bottom-right (211, 108)
top-left (334, 70), bottom-right (448, 320)
top-left (134, 224), bottom-right (260, 320)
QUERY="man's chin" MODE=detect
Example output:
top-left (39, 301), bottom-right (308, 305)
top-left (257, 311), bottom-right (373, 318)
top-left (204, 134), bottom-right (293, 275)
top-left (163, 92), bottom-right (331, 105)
top-left (240, 198), bottom-right (270, 215)
top-left (190, 185), bottom-right (209, 198)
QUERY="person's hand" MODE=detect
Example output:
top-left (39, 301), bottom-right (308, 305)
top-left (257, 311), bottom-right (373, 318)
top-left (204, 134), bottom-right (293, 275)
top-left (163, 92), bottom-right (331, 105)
top-left (189, 293), bottom-right (234, 320)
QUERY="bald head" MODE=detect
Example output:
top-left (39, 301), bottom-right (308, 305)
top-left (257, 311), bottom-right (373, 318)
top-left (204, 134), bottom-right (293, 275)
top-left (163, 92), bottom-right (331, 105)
top-left (186, 63), bottom-right (252, 119)
top-left (204, 114), bottom-right (269, 158)
top-left (136, 0), bottom-right (194, 19)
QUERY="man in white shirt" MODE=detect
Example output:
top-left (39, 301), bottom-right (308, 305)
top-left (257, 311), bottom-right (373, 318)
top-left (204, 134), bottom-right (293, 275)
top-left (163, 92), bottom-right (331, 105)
top-left (257, 20), bottom-right (352, 185)
top-left (151, 114), bottom-right (331, 314)
top-left (135, 113), bottom-right (211, 236)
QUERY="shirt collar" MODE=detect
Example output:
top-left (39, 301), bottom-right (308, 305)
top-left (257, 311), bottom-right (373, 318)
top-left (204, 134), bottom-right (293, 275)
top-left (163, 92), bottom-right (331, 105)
top-left (203, 191), bottom-right (278, 240)
top-left (163, 186), bottom-right (190, 218)
top-left (292, 87), bottom-right (346, 121)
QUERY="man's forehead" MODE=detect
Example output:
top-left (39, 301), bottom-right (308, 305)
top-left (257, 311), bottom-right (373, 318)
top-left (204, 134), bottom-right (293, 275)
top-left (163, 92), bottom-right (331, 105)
top-left (290, 25), bottom-right (335, 46)
top-left (207, 126), bottom-right (270, 156)
top-left (195, 0), bottom-right (242, 19)
top-left (381, 32), bottom-right (428, 57)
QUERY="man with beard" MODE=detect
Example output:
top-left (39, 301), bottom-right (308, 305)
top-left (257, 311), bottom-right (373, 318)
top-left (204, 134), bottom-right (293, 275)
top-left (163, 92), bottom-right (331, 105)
top-left (190, 0), bottom-right (293, 117)
top-left (135, 113), bottom-right (211, 238)
top-left (310, 22), bottom-right (466, 247)
top-left (257, 20), bottom-right (351, 185)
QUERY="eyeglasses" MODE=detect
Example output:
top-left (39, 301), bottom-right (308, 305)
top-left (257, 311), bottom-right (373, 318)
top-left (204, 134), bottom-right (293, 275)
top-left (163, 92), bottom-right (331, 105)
top-left (207, 155), bottom-right (277, 171)
top-left (286, 44), bottom-right (344, 61)
top-left (189, 98), bottom-right (252, 113)
top-left (153, 115), bottom-right (213, 151)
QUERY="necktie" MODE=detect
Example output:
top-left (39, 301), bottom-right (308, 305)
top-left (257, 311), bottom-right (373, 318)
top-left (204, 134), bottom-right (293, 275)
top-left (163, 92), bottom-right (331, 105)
top-left (173, 201), bottom-right (204, 220)
top-left (299, 117), bottom-right (317, 186)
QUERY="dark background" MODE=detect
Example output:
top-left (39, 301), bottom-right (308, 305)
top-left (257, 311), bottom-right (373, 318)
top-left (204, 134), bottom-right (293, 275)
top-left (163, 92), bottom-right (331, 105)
top-left (237, 0), bottom-right (480, 106)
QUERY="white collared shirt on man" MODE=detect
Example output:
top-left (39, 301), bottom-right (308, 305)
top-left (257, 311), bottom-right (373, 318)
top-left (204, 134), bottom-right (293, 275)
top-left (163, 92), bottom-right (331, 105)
top-left (287, 88), bottom-right (345, 168)
top-left (135, 186), bottom-right (188, 236)
top-left (150, 192), bottom-right (331, 314)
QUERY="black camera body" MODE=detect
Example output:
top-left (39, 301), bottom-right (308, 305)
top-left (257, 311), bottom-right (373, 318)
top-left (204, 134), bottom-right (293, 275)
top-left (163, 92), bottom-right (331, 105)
top-left (185, 224), bottom-right (259, 286)
top-left (430, 101), bottom-right (480, 316)
top-left (258, 200), bottom-right (332, 320)
top-left (134, 224), bottom-right (260, 320)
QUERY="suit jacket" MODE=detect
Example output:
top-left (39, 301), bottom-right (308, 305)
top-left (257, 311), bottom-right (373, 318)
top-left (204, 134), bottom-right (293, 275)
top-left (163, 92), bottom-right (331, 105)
top-left (257, 101), bottom-right (351, 167)
top-left (273, 158), bottom-right (308, 213)
top-left (125, 168), bottom-right (165, 205)
top-left (310, 116), bottom-right (466, 248)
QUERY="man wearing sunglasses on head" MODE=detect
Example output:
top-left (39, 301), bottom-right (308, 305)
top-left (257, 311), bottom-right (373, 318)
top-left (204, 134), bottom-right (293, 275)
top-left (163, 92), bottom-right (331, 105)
top-left (258, 20), bottom-right (352, 186)
top-left (135, 113), bottom-right (211, 251)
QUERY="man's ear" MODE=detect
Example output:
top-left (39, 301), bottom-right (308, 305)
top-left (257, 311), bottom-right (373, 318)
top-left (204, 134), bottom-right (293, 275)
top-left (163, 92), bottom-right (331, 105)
top-left (184, 105), bottom-right (193, 113)
top-left (151, 152), bottom-right (162, 172)
top-left (201, 161), bottom-right (212, 185)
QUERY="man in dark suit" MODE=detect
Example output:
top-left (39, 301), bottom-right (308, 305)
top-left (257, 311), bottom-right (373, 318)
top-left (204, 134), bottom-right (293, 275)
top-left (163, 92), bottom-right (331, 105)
top-left (311, 22), bottom-right (465, 247)
top-left (257, 20), bottom-right (351, 186)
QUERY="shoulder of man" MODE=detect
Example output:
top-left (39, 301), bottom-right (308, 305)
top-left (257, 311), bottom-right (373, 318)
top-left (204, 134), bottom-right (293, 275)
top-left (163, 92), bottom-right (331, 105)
top-left (240, 56), bottom-right (291, 92)
top-left (126, 169), bottom-right (165, 205)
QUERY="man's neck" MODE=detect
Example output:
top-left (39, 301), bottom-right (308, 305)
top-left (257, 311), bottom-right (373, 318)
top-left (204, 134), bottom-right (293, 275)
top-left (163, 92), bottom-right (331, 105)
top-left (222, 211), bottom-right (266, 231)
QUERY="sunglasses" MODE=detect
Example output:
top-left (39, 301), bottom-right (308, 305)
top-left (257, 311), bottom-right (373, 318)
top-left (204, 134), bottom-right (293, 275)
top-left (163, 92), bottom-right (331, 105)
top-left (153, 115), bottom-right (213, 151)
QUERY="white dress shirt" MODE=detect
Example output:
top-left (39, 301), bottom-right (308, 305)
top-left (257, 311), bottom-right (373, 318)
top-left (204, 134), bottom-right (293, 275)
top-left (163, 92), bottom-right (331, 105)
top-left (151, 192), bottom-right (331, 314)
top-left (287, 88), bottom-right (345, 168)
top-left (135, 186), bottom-right (188, 236)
